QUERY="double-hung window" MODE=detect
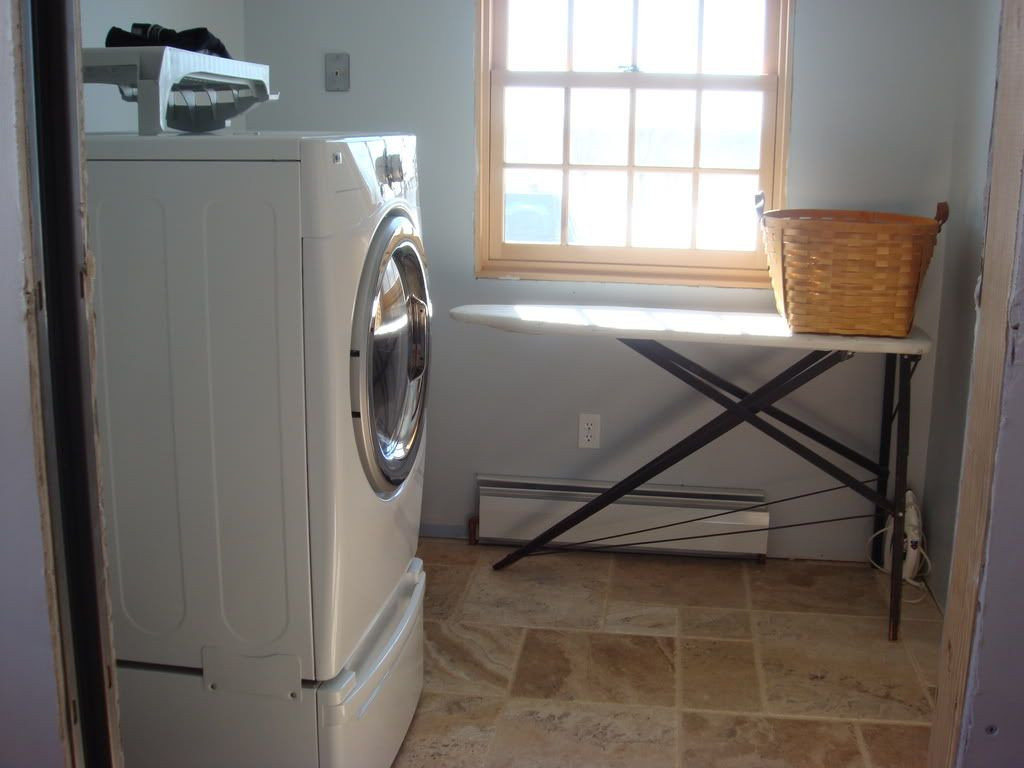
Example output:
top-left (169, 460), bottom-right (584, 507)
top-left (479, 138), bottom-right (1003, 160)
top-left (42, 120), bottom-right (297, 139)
top-left (476, 0), bottom-right (792, 286)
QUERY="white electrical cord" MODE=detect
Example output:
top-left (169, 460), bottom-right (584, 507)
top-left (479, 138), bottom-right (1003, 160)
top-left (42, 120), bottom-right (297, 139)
top-left (868, 527), bottom-right (933, 604)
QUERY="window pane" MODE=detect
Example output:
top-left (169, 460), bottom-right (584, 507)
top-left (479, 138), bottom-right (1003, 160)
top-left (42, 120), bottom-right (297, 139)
top-left (570, 88), bottom-right (630, 166)
top-left (508, 0), bottom-right (568, 71)
top-left (632, 172), bottom-right (693, 248)
top-left (637, 0), bottom-right (698, 73)
top-left (504, 168), bottom-right (563, 244)
top-left (702, 0), bottom-right (765, 74)
top-left (699, 91), bottom-right (763, 169)
top-left (568, 170), bottom-right (627, 245)
top-left (635, 90), bottom-right (696, 167)
top-left (696, 173), bottom-right (759, 250)
top-left (504, 87), bottom-right (564, 164)
top-left (572, 0), bottom-right (633, 72)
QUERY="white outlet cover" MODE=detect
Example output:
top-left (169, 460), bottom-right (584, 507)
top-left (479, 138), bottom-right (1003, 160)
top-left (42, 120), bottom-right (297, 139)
top-left (578, 413), bottom-right (601, 449)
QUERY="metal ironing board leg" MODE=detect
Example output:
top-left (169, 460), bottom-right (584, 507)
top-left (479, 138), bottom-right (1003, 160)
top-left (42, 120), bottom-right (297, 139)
top-left (888, 354), bottom-right (914, 641)
top-left (492, 349), bottom-right (850, 570)
top-left (489, 340), bottom-right (919, 641)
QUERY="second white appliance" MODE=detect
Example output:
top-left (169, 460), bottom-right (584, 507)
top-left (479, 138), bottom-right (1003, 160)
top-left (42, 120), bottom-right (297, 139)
top-left (88, 132), bottom-right (431, 767)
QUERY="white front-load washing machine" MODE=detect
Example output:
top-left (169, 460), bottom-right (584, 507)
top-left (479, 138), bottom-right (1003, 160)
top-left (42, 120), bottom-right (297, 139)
top-left (87, 132), bottom-right (431, 767)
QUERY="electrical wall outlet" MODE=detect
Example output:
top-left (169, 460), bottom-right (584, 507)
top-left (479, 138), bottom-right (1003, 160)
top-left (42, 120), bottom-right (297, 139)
top-left (578, 413), bottom-right (601, 449)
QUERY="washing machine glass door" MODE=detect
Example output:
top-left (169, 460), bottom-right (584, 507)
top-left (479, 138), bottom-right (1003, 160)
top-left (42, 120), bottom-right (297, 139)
top-left (353, 214), bottom-right (430, 497)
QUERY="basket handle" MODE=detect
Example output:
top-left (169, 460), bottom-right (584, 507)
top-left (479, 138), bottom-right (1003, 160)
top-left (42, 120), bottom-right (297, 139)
top-left (935, 202), bottom-right (950, 231)
top-left (755, 191), bottom-right (766, 220)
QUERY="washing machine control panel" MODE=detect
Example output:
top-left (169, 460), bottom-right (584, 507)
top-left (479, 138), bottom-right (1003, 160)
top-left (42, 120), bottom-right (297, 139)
top-left (375, 149), bottom-right (406, 186)
top-left (377, 153), bottom-right (404, 184)
top-left (370, 137), bottom-right (418, 208)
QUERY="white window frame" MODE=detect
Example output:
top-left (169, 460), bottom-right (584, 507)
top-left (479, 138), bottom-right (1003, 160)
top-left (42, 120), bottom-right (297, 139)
top-left (475, 0), bottom-right (793, 287)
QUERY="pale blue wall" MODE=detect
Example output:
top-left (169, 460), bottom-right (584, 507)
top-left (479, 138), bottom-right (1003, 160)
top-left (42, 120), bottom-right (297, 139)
top-left (922, 0), bottom-right (1000, 607)
top-left (72, 0), bottom-right (998, 592)
top-left (241, 0), bottom-right (964, 563)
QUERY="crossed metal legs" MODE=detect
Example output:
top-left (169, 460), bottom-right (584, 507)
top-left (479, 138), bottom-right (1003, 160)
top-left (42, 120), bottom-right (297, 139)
top-left (492, 341), bottom-right (918, 641)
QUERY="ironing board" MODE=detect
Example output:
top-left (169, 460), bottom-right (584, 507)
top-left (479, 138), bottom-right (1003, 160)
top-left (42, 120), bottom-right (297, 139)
top-left (451, 304), bottom-right (932, 641)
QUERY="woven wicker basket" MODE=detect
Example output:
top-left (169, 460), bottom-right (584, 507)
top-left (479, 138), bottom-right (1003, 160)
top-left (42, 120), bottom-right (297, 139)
top-left (759, 202), bottom-right (949, 337)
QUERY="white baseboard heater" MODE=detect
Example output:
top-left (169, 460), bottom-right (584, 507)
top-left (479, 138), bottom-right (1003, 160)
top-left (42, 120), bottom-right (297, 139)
top-left (477, 475), bottom-right (769, 557)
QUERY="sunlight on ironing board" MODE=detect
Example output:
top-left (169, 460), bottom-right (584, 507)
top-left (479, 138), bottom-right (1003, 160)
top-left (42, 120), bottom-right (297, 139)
top-left (458, 304), bottom-right (930, 355)
top-left (513, 305), bottom-right (589, 326)
top-left (513, 304), bottom-right (792, 337)
top-left (581, 308), bottom-right (667, 331)
top-left (652, 310), bottom-right (792, 337)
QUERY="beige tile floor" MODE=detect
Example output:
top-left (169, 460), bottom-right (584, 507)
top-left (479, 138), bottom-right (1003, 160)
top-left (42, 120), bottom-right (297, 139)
top-left (394, 539), bottom-right (942, 768)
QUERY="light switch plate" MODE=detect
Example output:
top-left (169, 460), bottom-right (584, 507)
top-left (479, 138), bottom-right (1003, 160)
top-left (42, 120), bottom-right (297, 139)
top-left (324, 53), bottom-right (350, 92)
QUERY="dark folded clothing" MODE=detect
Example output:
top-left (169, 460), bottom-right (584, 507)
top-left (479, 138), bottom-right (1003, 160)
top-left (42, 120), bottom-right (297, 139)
top-left (105, 23), bottom-right (231, 59)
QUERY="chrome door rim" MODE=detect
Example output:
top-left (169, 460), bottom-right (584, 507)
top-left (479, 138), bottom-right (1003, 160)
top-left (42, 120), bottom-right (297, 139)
top-left (351, 213), bottom-right (430, 498)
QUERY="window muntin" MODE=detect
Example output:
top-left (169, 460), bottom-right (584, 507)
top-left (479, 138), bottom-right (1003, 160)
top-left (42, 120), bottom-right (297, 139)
top-left (478, 0), bottom-right (791, 286)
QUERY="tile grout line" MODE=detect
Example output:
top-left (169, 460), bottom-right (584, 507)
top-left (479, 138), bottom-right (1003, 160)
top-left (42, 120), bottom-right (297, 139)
top-left (600, 554), bottom-right (615, 632)
top-left (898, 621), bottom-right (940, 712)
top-left (900, 630), bottom-right (937, 717)
top-left (506, 625), bottom-right (530, 698)
top-left (424, 690), bottom-right (509, 703)
top-left (744, 563), bottom-right (770, 714)
top-left (448, 606), bottom-right (905, 638)
top-left (853, 722), bottom-right (876, 768)
top-left (450, 608), bottom-right (937, 636)
top-left (748, 606), bottom-right (938, 621)
top-left (675, 613), bottom-right (685, 768)
top-left (675, 678), bottom-right (683, 768)
top-left (478, 696), bottom-right (510, 768)
top-left (495, 695), bottom-right (931, 727)
top-left (679, 635), bottom-right (753, 644)
top-left (675, 610), bottom-right (683, 710)
top-left (507, 695), bottom-right (679, 713)
top-left (450, 562), bottom-right (477, 625)
top-left (674, 704), bottom-right (932, 727)
top-left (446, 605), bottom-right (913, 637)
